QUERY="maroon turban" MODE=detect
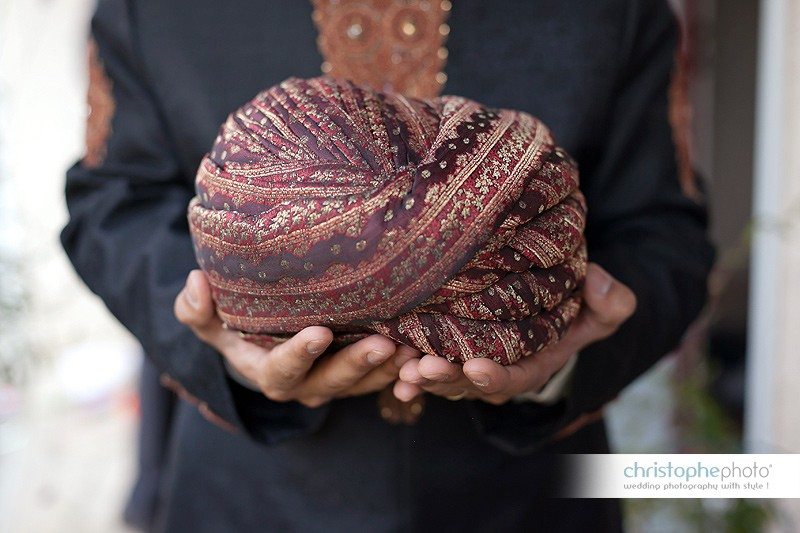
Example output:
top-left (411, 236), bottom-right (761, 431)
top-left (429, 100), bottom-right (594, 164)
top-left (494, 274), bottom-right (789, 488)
top-left (189, 77), bottom-right (587, 365)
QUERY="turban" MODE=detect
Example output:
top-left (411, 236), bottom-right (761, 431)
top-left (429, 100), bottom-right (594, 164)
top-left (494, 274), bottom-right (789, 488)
top-left (189, 77), bottom-right (587, 365)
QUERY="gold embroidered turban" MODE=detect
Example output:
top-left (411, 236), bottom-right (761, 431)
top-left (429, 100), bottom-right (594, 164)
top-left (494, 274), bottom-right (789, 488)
top-left (189, 77), bottom-right (587, 365)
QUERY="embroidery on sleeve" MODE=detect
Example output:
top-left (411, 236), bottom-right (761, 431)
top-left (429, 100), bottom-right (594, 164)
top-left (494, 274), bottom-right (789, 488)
top-left (82, 39), bottom-right (116, 169)
top-left (668, 18), bottom-right (701, 201)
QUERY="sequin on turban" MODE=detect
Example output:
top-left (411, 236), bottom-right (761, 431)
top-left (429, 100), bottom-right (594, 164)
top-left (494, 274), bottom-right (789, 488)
top-left (188, 77), bottom-right (587, 365)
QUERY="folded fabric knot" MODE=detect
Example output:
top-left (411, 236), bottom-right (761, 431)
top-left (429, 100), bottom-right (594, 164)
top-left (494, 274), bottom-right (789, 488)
top-left (189, 76), bottom-right (587, 365)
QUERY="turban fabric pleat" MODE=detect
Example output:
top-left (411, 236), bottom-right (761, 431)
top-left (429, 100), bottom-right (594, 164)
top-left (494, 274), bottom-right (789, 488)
top-left (189, 77), bottom-right (587, 365)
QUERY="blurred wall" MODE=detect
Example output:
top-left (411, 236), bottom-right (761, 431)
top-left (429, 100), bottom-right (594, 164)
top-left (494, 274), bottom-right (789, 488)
top-left (746, 0), bottom-right (800, 527)
top-left (0, 0), bottom-right (137, 371)
top-left (1, 4), bottom-right (140, 529)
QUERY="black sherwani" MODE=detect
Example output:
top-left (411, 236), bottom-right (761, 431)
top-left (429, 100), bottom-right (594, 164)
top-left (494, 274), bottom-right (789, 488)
top-left (61, 0), bottom-right (714, 531)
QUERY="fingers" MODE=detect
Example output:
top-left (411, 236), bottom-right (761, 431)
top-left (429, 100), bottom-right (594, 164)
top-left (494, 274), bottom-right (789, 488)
top-left (177, 263), bottom-right (635, 410)
top-left (463, 354), bottom-right (561, 398)
top-left (417, 355), bottom-right (463, 383)
top-left (302, 334), bottom-right (396, 395)
top-left (176, 266), bottom-right (632, 407)
top-left (343, 356), bottom-right (402, 397)
top-left (393, 344), bottom-right (424, 370)
top-left (462, 358), bottom-right (515, 395)
top-left (323, 344), bottom-right (421, 401)
top-left (175, 271), bottom-right (417, 406)
top-left (389, 347), bottom-right (429, 401)
top-left (260, 326), bottom-right (334, 398)
top-left (175, 271), bottom-right (335, 394)
top-left (397, 356), bottom-right (476, 401)
top-left (405, 352), bottom-right (525, 398)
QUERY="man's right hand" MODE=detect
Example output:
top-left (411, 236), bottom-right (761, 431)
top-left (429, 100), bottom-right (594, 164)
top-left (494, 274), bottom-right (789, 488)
top-left (174, 270), bottom-right (419, 408)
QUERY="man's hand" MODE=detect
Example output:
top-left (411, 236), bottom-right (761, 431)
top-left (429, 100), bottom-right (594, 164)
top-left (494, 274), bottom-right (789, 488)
top-left (393, 263), bottom-right (637, 405)
top-left (174, 270), bottom-right (416, 408)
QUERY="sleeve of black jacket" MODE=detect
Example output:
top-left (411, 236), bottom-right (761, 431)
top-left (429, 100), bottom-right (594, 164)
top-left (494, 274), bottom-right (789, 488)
top-left (61, 0), bottom-right (328, 444)
top-left (470, 0), bottom-right (716, 454)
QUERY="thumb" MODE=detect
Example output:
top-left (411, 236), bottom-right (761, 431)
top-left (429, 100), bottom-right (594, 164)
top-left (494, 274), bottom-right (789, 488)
top-left (576, 262), bottom-right (637, 340)
top-left (552, 263), bottom-right (637, 356)
top-left (174, 269), bottom-right (217, 329)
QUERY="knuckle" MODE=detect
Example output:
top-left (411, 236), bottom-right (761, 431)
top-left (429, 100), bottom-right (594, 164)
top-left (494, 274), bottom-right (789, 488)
top-left (273, 362), bottom-right (301, 382)
top-left (322, 375), bottom-right (352, 391)
top-left (279, 369), bottom-right (300, 383)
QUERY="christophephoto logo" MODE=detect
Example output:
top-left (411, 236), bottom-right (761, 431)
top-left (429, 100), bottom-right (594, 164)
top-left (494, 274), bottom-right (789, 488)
top-left (623, 460), bottom-right (774, 491)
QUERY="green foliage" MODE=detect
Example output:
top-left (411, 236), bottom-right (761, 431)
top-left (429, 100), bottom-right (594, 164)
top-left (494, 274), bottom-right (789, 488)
top-left (626, 498), bottom-right (772, 533)
top-left (674, 358), bottom-right (740, 453)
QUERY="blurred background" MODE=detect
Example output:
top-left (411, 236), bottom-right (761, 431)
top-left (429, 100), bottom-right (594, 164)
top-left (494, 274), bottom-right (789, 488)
top-left (0, 0), bottom-right (798, 532)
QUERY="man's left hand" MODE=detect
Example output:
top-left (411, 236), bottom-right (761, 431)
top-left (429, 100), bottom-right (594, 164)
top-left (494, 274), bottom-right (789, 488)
top-left (393, 263), bottom-right (636, 405)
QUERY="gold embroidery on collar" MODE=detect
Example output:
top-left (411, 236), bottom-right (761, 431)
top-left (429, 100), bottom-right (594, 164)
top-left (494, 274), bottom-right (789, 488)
top-left (311, 0), bottom-right (451, 98)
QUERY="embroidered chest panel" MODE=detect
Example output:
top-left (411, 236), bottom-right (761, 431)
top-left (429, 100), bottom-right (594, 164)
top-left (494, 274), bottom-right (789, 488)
top-left (311, 0), bottom-right (451, 98)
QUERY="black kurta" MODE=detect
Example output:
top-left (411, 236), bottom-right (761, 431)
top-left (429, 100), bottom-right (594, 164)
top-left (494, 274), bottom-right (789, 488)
top-left (61, 0), bottom-right (714, 531)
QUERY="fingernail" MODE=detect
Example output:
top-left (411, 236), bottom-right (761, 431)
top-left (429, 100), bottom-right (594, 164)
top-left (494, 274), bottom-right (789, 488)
top-left (185, 276), bottom-right (199, 309)
top-left (426, 373), bottom-right (447, 382)
top-left (306, 339), bottom-right (329, 356)
top-left (367, 350), bottom-right (390, 365)
top-left (591, 266), bottom-right (613, 296)
top-left (468, 372), bottom-right (490, 387)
